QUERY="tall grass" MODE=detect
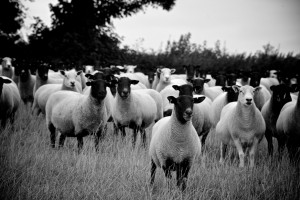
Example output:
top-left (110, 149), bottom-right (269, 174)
top-left (0, 103), bottom-right (299, 200)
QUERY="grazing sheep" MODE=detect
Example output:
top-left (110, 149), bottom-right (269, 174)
top-left (216, 85), bottom-right (266, 168)
top-left (32, 70), bottom-right (82, 115)
top-left (149, 95), bottom-right (205, 191)
top-left (0, 76), bottom-right (21, 128)
top-left (112, 77), bottom-right (157, 147)
top-left (276, 84), bottom-right (300, 161)
top-left (18, 68), bottom-right (36, 105)
top-left (210, 86), bottom-right (239, 128)
top-left (45, 78), bottom-right (110, 151)
top-left (261, 84), bottom-right (293, 157)
top-left (191, 78), bottom-right (223, 102)
top-left (155, 68), bottom-right (186, 92)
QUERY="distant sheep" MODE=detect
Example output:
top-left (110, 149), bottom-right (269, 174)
top-left (149, 95), bottom-right (204, 191)
top-left (45, 78), bottom-right (111, 151)
top-left (191, 78), bottom-right (223, 102)
top-left (276, 84), bottom-right (300, 161)
top-left (0, 57), bottom-right (14, 79)
top-left (155, 68), bottom-right (186, 92)
top-left (112, 77), bottom-right (157, 147)
top-left (18, 68), bottom-right (36, 105)
top-left (32, 70), bottom-right (82, 115)
top-left (216, 85), bottom-right (266, 168)
top-left (0, 76), bottom-right (21, 128)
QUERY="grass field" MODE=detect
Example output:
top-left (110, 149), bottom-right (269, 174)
top-left (0, 103), bottom-right (299, 200)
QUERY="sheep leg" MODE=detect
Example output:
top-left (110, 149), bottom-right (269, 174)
top-left (277, 136), bottom-right (287, 160)
top-left (150, 159), bottom-right (156, 185)
top-left (132, 127), bottom-right (138, 147)
top-left (233, 138), bottom-right (245, 168)
top-left (48, 123), bottom-right (56, 148)
top-left (140, 128), bottom-right (146, 147)
top-left (58, 134), bottom-right (66, 148)
top-left (77, 136), bottom-right (84, 152)
top-left (287, 138), bottom-right (298, 162)
top-left (220, 142), bottom-right (227, 165)
top-left (176, 159), bottom-right (190, 191)
top-left (249, 138), bottom-right (258, 168)
top-left (265, 130), bottom-right (273, 156)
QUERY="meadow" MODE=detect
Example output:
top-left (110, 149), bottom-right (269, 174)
top-left (0, 103), bottom-right (299, 200)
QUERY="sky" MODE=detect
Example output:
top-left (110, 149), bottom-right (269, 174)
top-left (22, 0), bottom-right (300, 55)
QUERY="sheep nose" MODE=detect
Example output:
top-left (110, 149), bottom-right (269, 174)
top-left (246, 98), bottom-right (252, 102)
top-left (70, 81), bottom-right (75, 86)
top-left (185, 109), bottom-right (193, 116)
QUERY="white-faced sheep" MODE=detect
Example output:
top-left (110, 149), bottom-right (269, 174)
top-left (112, 77), bottom-right (157, 147)
top-left (18, 68), bottom-right (36, 105)
top-left (276, 84), bottom-right (300, 161)
top-left (210, 86), bottom-right (239, 128)
top-left (32, 70), bottom-right (83, 115)
top-left (155, 68), bottom-right (186, 92)
top-left (84, 65), bottom-right (95, 74)
top-left (261, 84), bottom-right (293, 157)
top-left (0, 76), bottom-right (21, 128)
top-left (0, 57), bottom-right (14, 79)
top-left (216, 85), bottom-right (266, 168)
top-left (149, 95), bottom-right (205, 191)
top-left (45, 78), bottom-right (111, 151)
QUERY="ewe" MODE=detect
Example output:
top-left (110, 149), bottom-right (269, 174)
top-left (0, 57), bottom-right (15, 79)
top-left (45, 78), bottom-right (110, 151)
top-left (261, 84), bottom-right (292, 156)
top-left (190, 78), bottom-right (223, 102)
top-left (0, 76), bottom-right (21, 128)
top-left (112, 77), bottom-right (157, 147)
top-left (32, 70), bottom-right (82, 115)
top-left (149, 95), bottom-right (204, 191)
top-left (155, 68), bottom-right (186, 92)
top-left (276, 84), bottom-right (300, 161)
top-left (216, 85), bottom-right (266, 168)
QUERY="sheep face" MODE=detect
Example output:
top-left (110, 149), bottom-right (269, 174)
top-left (269, 70), bottom-right (278, 79)
top-left (116, 77), bottom-right (139, 99)
top-left (213, 73), bottom-right (227, 86)
top-left (84, 65), bottom-right (94, 74)
top-left (37, 65), bottom-right (49, 81)
top-left (270, 84), bottom-right (292, 107)
top-left (226, 73), bottom-right (238, 86)
top-left (222, 86), bottom-right (239, 103)
top-left (183, 65), bottom-right (196, 82)
top-left (168, 95), bottom-right (205, 123)
top-left (249, 72), bottom-right (262, 87)
top-left (172, 84), bottom-right (193, 96)
top-left (191, 78), bottom-right (210, 94)
top-left (157, 68), bottom-right (176, 83)
top-left (124, 65), bottom-right (137, 73)
top-left (86, 79), bottom-right (108, 101)
top-left (19, 68), bottom-right (31, 82)
top-left (0, 77), bottom-right (12, 97)
top-left (1, 57), bottom-right (12, 70)
top-left (147, 71), bottom-right (155, 84)
top-left (235, 85), bottom-right (261, 106)
top-left (61, 70), bottom-right (82, 89)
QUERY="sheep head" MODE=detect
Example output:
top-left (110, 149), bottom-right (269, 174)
top-left (116, 77), bottom-right (139, 99)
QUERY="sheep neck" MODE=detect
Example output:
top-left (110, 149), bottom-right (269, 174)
top-left (234, 101), bottom-right (256, 129)
top-left (169, 110), bottom-right (192, 143)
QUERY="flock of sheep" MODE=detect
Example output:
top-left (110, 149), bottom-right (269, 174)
top-left (0, 57), bottom-right (299, 191)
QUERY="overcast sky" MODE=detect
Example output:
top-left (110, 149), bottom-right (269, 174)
top-left (22, 0), bottom-right (300, 55)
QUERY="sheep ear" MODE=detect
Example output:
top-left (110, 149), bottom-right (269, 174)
top-left (254, 86), bottom-right (262, 92)
top-left (167, 96), bottom-right (177, 104)
top-left (291, 84), bottom-right (300, 93)
top-left (133, 65), bottom-right (137, 69)
top-left (86, 81), bottom-right (93, 86)
top-left (2, 78), bottom-right (12, 84)
top-left (194, 96), bottom-right (205, 104)
top-left (116, 65), bottom-right (124, 69)
top-left (204, 79), bottom-right (210, 83)
top-left (170, 68), bottom-right (176, 74)
top-left (222, 86), bottom-right (228, 92)
top-left (85, 74), bottom-right (94, 79)
top-left (60, 70), bottom-right (66, 76)
top-left (77, 70), bottom-right (82, 75)
top-left (270, 85), bottom-right (275, 91)
top-left (232, 85), bottom-right (240, 92)
top-left (157, 68), bottom-right (162, 73)
top-left (130, 80), bottom-right (139, 85)
top-left (172, 85), bottom-right (180, 91)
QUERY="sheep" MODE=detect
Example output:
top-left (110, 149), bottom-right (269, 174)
top-left (261, 84), bottom-right (293, 157)
top-left (249, 72), bottom-right (271, 110)
top-left (112, 77), bottom-right (157, 147)
top-left (191, 78), bottom-right (223, 102)
top-left (124, 65), bottom-right (137, 73)
top-left (149, 95), bottom-right (205, 191)
top-left (146, 71), bottom-right (156, 89)
top-left (216, 85), bottom-right (266, 168)
top-left (84, 65), bottom-right (95, 74)
top-left (45, 78), bottom-right (111, 151)
top-left (151, 68), bottom-right (161, 90)
top-left (210, 86), bottom-right (239, 128)
top-left (118, 73), bottom-right (147, 89)
top-left (0, 76), bottom-right (21, 128)
top-left (32, 70), bottom-right (83, 115)
top-left (276, 84), bottom-right (300, 161)
top-left (33, 65), bottom-right (63, 95)
top-left (18, 68), bottom-right (36, 105)
top-left (155, 68), bottom-right (187, 92)
top-left (0, 57), bottom-right (14, 79)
